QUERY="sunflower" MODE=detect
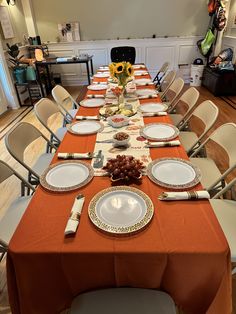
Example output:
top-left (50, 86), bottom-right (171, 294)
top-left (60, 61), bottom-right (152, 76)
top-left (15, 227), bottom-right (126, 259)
top-left (109, 63), bottom-right (115, 77)
top-left (126, 63), bottom-right (134, 76)
top-left (115, 62), bottom-right (124, 74)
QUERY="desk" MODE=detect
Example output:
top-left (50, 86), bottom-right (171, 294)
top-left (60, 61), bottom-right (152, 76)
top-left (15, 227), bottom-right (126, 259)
top-left (7, 67), bottom-right (231, 314)
top-left (35, 56), bottom-right (94, 96)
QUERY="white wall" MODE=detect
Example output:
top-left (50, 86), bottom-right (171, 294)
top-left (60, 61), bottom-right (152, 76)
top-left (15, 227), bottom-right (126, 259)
top-left (31, 0), bottom-right (210, 43)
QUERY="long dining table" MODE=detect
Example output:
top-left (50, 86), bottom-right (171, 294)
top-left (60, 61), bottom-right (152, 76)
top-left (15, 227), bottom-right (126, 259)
top-left (7, 65), bottom-right (232, 314)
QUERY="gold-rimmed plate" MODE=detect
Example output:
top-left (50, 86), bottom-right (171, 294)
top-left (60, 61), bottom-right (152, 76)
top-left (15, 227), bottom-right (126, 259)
top-left (88, 186), bottom-right (154, 235)
top-left (40, 160), bottom-right (94, 192)
top-left (140, 123), bottom-right (179, 141)
top-left (147, 158), bottom-right (201, 189)
top-left (68, 121), bottom-right (104, 135)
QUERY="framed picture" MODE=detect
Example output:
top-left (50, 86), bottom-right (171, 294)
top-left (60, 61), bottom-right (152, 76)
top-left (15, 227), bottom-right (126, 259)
top-left (58, 22), bottom-right (80, 42)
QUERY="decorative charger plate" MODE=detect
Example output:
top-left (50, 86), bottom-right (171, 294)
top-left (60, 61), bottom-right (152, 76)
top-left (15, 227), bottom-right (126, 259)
top-left (87, 84), bottom-right (108, 91)
top-left (94, 73), bottom-right (110, 78)
top-left (139, 102), bottom-right (168, 113)
top-left (88, 186), bottom-right (154, 234)
top-left (80, 98), bottom-right (106, 108)
top-left (147, 158), bottom-right (201, 189)
top-left (134, 78), bottom-right (152, 85)
top-left (140, 123), bottom-right (179, 141)
top-left (136, 89), bottom-right (157, 97)
top-left (40, 160), bottom-right (94, 192)
top-left (68, 121), bottom-right (104, 135)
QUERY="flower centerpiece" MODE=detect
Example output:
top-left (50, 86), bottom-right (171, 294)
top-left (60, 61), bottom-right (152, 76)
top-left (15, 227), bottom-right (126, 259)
top-left (109, 62), bottom-right (134, 104)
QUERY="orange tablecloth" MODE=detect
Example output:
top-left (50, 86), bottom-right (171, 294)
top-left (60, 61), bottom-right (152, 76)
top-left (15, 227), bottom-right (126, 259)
top-left (7, 68), bottom-right (232, 314)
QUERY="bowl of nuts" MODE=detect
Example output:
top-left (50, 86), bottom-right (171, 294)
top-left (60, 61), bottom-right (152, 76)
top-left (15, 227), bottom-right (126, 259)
top-left (103, 155), bottom-right (144, 183)
top-left (107, 114), bottom-right (129, 128)
top-left (113, 132), bottom-right (130, 147)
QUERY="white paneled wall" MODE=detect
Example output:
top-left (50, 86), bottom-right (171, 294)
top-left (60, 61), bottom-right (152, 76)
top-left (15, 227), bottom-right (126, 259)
top-left (46, 37), bottom-right (203, 86)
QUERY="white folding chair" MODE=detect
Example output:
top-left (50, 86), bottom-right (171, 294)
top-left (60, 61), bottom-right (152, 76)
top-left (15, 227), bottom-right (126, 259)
top-left (0, 160), bottom-right (35, 260)
top-left (5, 122), bottom-right (56, 187)
top-left (52, 85), bottom-right (79, 126)
top-left (158, 70), bottom-right (176, 96)
top-left (179, 100), bottom-right (219, 156)
top-left (70, 288), bottom-right (176, 314)
top-left (169, 87), bottom-right (199, 127)
top-left (153, 61), bottom-right (169, 86)
top-left (209, 177), bottom-right (236, 272)
top-left (190, 123), bottom-right (236, 194)
top-left (34, 98), bottom-right (68, 151)
top-left (162, 77), bottom-right (184, 108)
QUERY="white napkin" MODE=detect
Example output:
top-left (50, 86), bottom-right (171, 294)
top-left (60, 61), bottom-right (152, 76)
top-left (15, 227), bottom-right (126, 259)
top-left (146, 140), bottom-right (180, 147)
top-left (135, 72), bottom-right (149, 76)
top-left (87, 94), bottom-right (105, 99)
top-left (158, 190), bottom-right (210, 201)
top-left (136, 82), bottom-right (154, 86)
top-left (58, 152), bottom-right (94, 159)
top-left (142, 112), bottom-right (167, 117)
top-left (65, 195), bottom-right (85, 235)
top-left (138, 95), bottom-right (158, 99)
top-left (76, 115), bottom-right (99, 120)
top-left (133, 65), bottom-right (146, 69)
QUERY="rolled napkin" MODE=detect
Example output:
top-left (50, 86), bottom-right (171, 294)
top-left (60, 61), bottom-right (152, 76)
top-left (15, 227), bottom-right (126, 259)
top-left (76, 115), bottom-right (99, 120)
top-left (146, 140), bottom-right (180, 147)
top-left (65, 194), bottom-right (85, 235)
top-left (136, 82), bottom-right (154, 86)
top-left (142, 112), bottom-right (167, 117)
top-left (138, 95), bottom-right (158, 99)
top-left (58, 152), bottom-right (95, 159)
top-left (87, 94), bottom-right (105, 99)
top-left (158, 190), bottom-right (210, 201)
top-left (135, 72), bottom-right (149, 76)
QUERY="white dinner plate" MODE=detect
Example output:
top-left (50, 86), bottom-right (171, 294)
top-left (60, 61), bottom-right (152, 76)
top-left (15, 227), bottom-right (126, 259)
top-left (147, 158), bottom-right (201, 189)
top-left (80, 98), bottom-right (105, 107)
top-left (134, 70), bottom-right (148, 76)
top-left (87, 84), bottom-right (108, 91)
top-left (68, 121), bottom-right (103, 135)
top-left (139, 102), bottom-right (168, 113)
top-left (93, 73), bottom-right (110, 78)
top-left (40, 161), bottom-right (94, 192)
top-left (136, 89), bottom-right (157, 97)
top-left (140, 123), bottom-right (179, 141)
top-left (134, 78), bottom-right (152, 85)
top-left (88, 186), bottom-right (154, 234)
top-left (133, 64), bottom-right (146, 69)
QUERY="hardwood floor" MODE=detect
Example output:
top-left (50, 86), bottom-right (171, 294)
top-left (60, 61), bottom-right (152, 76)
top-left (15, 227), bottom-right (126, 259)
top-left (0, 84), bottom-right (235, 314)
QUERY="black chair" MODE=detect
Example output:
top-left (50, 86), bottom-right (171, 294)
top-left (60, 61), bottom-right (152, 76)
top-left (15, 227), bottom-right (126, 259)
top-left (110, 46), bottom-right (136, 64)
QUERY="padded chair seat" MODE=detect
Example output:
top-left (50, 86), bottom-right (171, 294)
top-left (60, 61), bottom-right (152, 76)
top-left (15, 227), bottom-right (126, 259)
top-left (32, 153), bottom-right (54, 176)
top-left (210, 199), bottom-right (236, 262)
top-left (56, 127), bottom-right (67, 141)
top-left (0, 196), bottom-right (32, 245)
top-left (70, 288), bottom-right (176, 314)
top-left (169, 114), bottom-right (183, 126)
top-left (190, 157), bottom-right (222, 189)
top-left (179, 131), bottom-right (199, 153)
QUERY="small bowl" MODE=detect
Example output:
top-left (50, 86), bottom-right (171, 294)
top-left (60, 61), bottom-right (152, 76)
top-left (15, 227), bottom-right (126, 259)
top-left (107, 114), bottom-right (129, 128)
top-left (113, 132), bottom-right (130, 147)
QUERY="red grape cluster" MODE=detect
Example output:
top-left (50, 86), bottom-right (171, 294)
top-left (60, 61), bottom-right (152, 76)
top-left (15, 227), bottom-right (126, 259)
top-left (103, 155), bottom-right (144, 181)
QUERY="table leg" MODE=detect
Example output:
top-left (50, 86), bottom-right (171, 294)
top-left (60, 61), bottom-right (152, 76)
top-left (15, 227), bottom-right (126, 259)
top-left (35, 65), bottom-right (45, 97)
top-left (45, 65), bottom-right (53, 92)
top-left (14, 84), bottom-right (22, 106)
top-left (86, 62), bottom-right (91, 85)
top-left (90, 59), bottom-right (94, 75)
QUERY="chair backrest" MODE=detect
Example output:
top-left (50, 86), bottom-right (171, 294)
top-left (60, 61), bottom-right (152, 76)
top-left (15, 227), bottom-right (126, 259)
top-left (52, 85), bottom-right (79, 118)
top-left (165, 77), bottom-right (185, 105)
top-left (153, 62), bottom-right (169, 85)
top-left (213, 176), bottom-right (236, 199)
top-left (110, 46), bottom-right (136, 64)
top-left (160, 70), bottom-right (176, 97)
top-left (0, 160), bottom-right (35, 191)
top-left (169, 87), bottom-right (200, 120)
top-left (34, 98), bottom-right (65, 141)
top-left (182, 100), bottom-right (219, 153)
top-left (5, 122), bottom-right (45, 164)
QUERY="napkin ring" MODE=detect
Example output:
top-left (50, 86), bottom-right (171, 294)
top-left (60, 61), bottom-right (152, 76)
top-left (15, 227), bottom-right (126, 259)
top-left (70, 212), bottom-right (80, 221)
top-left (187, 191), bottom-right (198, 200)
